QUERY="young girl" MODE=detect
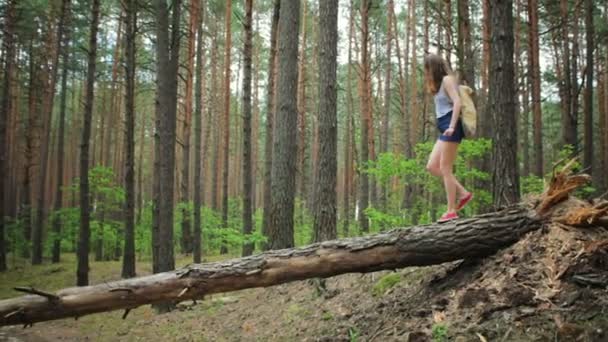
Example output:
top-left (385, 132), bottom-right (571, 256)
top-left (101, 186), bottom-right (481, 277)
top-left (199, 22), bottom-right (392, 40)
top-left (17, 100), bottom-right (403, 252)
top-left (424, 54), bottom-right (472, 222)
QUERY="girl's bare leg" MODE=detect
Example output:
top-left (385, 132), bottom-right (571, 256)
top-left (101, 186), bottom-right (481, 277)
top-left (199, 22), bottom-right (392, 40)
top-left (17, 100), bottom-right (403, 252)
top-left (439, 141), bottom-right (461, 212)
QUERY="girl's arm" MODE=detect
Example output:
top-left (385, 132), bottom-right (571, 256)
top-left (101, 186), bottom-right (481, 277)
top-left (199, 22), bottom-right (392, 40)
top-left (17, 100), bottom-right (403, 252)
top-left (443, 75), bottom-right (461, 136)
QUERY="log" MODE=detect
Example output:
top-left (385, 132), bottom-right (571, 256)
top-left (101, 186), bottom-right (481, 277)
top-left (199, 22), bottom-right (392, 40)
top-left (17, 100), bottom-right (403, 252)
top-left (0, 206), bottom-right (542, 326)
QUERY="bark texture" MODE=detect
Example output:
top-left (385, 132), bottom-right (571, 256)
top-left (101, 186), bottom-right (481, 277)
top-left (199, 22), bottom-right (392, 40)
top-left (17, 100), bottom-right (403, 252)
top-left (312, 0), bottom-right (338, 243)
top-left (268, 0), bottom-right (300, 250)
top-left (78, 0), bottom-right (101, 286)
top-left (489, 0), bottom-right (519, 208)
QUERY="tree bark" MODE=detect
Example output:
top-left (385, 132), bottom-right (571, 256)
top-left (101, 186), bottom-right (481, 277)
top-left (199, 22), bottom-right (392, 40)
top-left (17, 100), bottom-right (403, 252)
top-left (358, 0), bottom-right (371, 234)
top-left (193, 7), bottom-right (205, 263)
top-left (220, 0), bottom-right (232, 255)
top-left (261, 0), bottom-right (280, 251)
top-left (296, 2), bottom-right (308, 205)
top-left (457, 0), bottom-right (474, 87)
top-left (489, 0), bottom-right (519, 208)
top-left (582, 0), bottom-right (593, 173)
top-left (78, 0), bottom-right (101, 286)
top-left (268, 0), bottom-right (300, 250)
top-left (33, 0), bottom-right (70, 265)
top-left (51, 0), bottom-right (72, 264)
top-left (152, 0), bottom-right (181, 293)
top-left (312, 0), bottom-right (338, 243)
top-left (0, 206), bottom-right (542, 326)
top-left (528, 0), bottom-right (543, 177)
top-left (241, 0), bottom-right (254, 256)
top-left (122, 0), bottom-right (137, 279)
top-left (0, 0), bottom-right (17, 271)
top-left (180, 0), bottom-right (200, 256)
top-left (560, 0), bottom-right (576, 148)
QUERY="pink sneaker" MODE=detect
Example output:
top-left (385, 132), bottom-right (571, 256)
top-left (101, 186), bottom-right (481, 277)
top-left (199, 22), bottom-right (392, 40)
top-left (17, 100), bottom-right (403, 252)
top-left (438, 212), bottom-right (458, 223)
top-left (457, 192), bottom-right (473, 211)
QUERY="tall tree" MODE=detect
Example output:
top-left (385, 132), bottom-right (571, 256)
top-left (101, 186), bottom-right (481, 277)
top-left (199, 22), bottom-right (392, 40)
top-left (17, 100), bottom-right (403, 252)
top-left (380, 0), bottom-right (394, 210)
top-left (122, 0), bottom-right (137, 279)
top-left (180, 0), bottom-right (200, 255)
top-left (528, 0), bottom-right (543, 176)
top-left (489, 0), bottom-right (519, 208)
top-left (342, 0), bottom-right (356, 237)
top-left (193, 6), bottom-right (205, 264)
top-left (152, 0), bottom-right (181, 299)
top-left (220, 0), bottom-right (232, 254)
top-left (312, 0), bottom-right (338, 242)
top-left (582, 0), bottom-right (593, 172)
top-left (0, 0), bottom-right (17, 271)
top-left (241, 0), bottom-right (254, 256)
top-left (268, 0), bottom-right (300, 249)
top-left (52, 0), bottom-right (72, 263)
top-left (33, 0), bottom-right (70, 265)
top-left (262, 0), bottom-right (280, 250)
top-left (457, 0), bottom-right (474, 86)
top-left (296, 2), bottom-right (308, 204)
top-left (560, 0), bottom-right (576, 148)
top-left (78, 0), bottom-right (101, 286)
top-left (358, 0), bottom-right (372, 233)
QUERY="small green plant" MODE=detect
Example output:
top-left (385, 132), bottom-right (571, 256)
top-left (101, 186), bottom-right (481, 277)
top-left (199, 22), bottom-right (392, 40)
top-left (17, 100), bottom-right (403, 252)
top-left (348, 327), bottom-right (360, 342)
top-left (372, 272), bottom-right (402, 296)
top-left (321, 311), bottom-right (333, 321)
top-left (432, 323), bottom-right (448, 342)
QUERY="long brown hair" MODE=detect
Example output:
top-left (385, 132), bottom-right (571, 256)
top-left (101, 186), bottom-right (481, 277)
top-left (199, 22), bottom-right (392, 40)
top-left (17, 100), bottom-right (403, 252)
top-left (424, 54), bottom-right (452, 94)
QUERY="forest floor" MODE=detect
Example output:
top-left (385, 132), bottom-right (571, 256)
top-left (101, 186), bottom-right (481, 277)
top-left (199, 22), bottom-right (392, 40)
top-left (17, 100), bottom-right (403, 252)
top-left (1, 212), bottom-right (607, 341)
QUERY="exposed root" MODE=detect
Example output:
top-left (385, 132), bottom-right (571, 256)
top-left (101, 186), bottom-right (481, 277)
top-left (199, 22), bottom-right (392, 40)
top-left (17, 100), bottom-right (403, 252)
top-left (556, 203), bottom-right (608, 227)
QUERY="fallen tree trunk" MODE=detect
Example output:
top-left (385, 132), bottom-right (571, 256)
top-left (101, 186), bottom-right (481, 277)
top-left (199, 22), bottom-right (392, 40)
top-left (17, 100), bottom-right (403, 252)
top-left (0, 206), bottom-right (542, 326)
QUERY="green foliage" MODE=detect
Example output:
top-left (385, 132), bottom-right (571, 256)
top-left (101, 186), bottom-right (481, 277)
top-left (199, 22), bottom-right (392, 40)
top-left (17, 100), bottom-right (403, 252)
top-left (362, 139), bottom-right (493, 231)
top-left (377, 272), bottom-right (400, 289)
top-left (432, 323), bottom-right (448, 342)
top-left (348, 327), bottom-right (360, 342)
top-left (521, 175), bottom-right (545, 195)
top-left (372, 272), bottom-right (402, 296)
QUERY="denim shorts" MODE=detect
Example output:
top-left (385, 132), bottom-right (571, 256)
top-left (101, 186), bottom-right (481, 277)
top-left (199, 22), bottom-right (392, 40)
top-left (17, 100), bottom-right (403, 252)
top-left (437, 111), bottom-right (465, 143)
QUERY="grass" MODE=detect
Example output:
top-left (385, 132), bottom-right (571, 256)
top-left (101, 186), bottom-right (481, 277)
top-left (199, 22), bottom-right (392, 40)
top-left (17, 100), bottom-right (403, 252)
top-left (0, 252), bottom-right (239, 341)
top-left (371, 272), bottom-right (402, 296)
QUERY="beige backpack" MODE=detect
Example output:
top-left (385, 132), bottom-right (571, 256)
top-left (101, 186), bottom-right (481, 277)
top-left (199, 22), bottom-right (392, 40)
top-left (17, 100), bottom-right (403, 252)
top-left (459, 85), bottom-right (477, 137)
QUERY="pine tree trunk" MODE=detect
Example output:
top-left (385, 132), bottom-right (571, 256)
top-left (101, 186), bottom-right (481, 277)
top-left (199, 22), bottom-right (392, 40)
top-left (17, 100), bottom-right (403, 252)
top-left (241, 0), bottom-right (254, 256)
top-left (296, 3), bottom-right (307, 206)
top-left (582, 0), bottom-right (593, 173)
top-left (457, 0), bottom-right (474, 87)
top-left (152, 0), bottom-right (181, 304)
top-left (489, 0), bottom-right (519, 208)
top-left (180, 0), bottom-right (199, 256)
top-left (193, 9), bottom-right (205, 264)
top-left (122, 0), bottom-right (137, 279)
top-left (560, 0), bottom-right (575, 148)
top-left (268, 0), bottom-right (300, 250)
top-left (52, 4), bottom-right (71, 263)
top-left (381, 0), bottom-right (393, 211)
top-left (220, 0), bottom-right (233, 255)
top-left (312, 0), bottom-right (338, 243)
top-left (210, 31), bottom-right (220, 211)
top-left (0, 0), bottom-right (17, 272)
top-left (522, 59), bottom-right (531, 177)
top-left (358, 0), bottom-right (371, 234)
top-left (528, 0), bottom-right (543, 176)
top-left (78, 0), bottom-right (101, 286)
top-left (262, 0), bottom-right (280, 250)
top-left (409, 0), bottom-right (418, 149)
top-left (342, 0), bottom-right (356, 238)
